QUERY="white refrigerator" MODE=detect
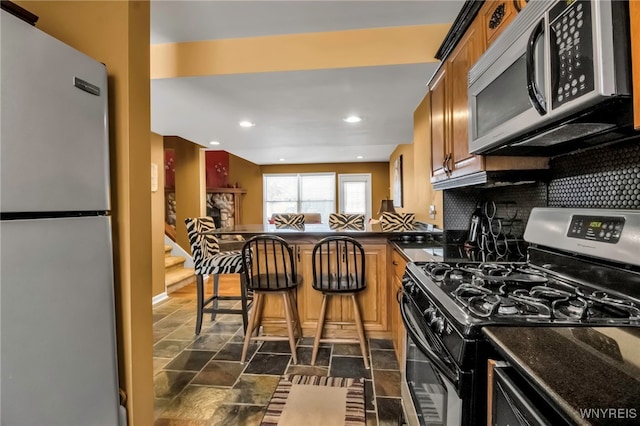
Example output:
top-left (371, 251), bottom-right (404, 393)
top-left (1, 9), bottom-right (122, 426)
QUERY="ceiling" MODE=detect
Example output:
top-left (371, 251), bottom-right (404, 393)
top-left (150, 1), bottom-right (464, 165)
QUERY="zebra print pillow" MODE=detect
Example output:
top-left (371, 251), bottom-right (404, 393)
top-left (380, 212), bottom-right (416, 231)
top-left (273, 213), bottom-right (305, 228)
top-left (328, 213), bottom-right (365, 230)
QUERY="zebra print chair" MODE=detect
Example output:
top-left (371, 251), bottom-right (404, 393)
top-left (184, 217), bottom-right (252, 335)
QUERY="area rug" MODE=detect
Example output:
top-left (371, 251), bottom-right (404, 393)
top-left (261, 374), bottom-right (366, 426)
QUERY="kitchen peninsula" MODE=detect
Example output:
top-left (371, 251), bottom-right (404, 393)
top-left (210, 223), bottom-right (439, 342)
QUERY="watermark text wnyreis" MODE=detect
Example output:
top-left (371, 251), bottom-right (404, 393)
top-left (579, 408), bottom-right (637, 420)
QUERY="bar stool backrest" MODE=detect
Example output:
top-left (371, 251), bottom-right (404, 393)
top-left (312, 236), bottom-right (366, 293)
top-left (185, 217), bottom-right (220, 273)
top-left (241, 235), bottom-right (298, 290)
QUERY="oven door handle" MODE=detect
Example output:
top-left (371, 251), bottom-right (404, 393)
top-left (400, 293), bottom-right (460, 386)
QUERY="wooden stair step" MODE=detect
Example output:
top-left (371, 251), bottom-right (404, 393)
top-left (164, 245), bottom-right (173, 256)
top-left (165, 255), bottom-right (186, 273)
top-left (165, 267), bottom-right (195, 293)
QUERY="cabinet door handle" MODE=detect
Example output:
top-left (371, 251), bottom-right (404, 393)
top-left (443, 153), bottom-right (452, 175)
top-left (392, 260), bottom-right (398, 266)
top-left (297, 246), bottom-right (301, 262)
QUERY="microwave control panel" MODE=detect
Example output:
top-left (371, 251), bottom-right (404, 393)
top-left (567, 215), bottom-right (624, 244)
top-left (549, 0), bottom-right (594, 108)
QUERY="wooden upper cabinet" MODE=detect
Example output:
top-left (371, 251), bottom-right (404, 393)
top-left (447, 20), bottom-right (485, 178)
top-left (429, 66), bottom-right (448, 181)
top-left (481, 0), bottom-right (518, 47)
top-left (428, 0), bottom-right (548, 185)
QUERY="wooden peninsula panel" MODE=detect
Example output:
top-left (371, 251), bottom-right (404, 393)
top-left (210, 224), bottom-right (438, 339)
top-left (257, 235), bottom-right (390, 339)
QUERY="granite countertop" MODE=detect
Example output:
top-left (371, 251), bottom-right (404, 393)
top-left (211, 223), bottom-right (443, 237)
top-left (483, 326), bottom-right (640, 425)
top-left (390, 240), bottom-right (445, 262)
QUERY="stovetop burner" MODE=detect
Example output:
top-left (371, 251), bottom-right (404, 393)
top-left (417, 260), bottom-right (640, 324)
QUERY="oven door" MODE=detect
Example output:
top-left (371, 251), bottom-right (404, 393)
top-left (400, 292), bottom-right (463, 426)
top-left (487, 360), bottom-right (572, 426)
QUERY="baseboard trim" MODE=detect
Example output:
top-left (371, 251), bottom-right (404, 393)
top-left (152, 292), bottom-right (168, 305)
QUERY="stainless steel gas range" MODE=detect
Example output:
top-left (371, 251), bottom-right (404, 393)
top-left (399, 208), bottom-right (640, 426)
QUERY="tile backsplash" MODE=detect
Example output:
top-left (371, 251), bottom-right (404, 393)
top-left (443, 136), bottom-right (640, 232)
top-left (548, 137), bottom-right (640, 209)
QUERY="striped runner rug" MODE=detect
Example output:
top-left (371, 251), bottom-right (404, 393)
top-left (261, 374), bottom-right (366, 426)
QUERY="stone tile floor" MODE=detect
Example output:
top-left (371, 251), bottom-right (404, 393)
top-left (153, 295), bottom-right (404, 425)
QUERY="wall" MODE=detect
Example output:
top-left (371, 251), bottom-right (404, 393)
top-left (389, 144), bottom-right (415, 214)
top-left (413, 92), bottom-right (443, 228)
top-left (205, 150), bottom-right (230, 188)
top-left (14, 1), bottom-right (154, 424)
top-left (152, 24), bottom-right (450, 79)
top-left (165, 149), bottom-right (175, 188)
top-left (387, 93), bottom-right (444, 228)
top-left (228, 153), bottom-right (262, 224)
top-left (151, 133), bottom-right (166, 298)
top-left (165, 136), bottom-right (206, 251)
top-left (260, 162), bottom-right (390, 223)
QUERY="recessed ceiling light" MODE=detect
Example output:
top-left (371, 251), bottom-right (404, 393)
top-left (209, 141), bottom-right (220, 145)
top-left (343, 115), bottom-right (362, 123)
top-left (279, 158), bottom-right (285, 162)
top-left (239, 121), bottom-right (255, 127)
top-left (356, 155), bottom-right (364, 159)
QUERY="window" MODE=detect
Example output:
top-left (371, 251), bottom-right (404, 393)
top-left (338, 174), bottom-right (372, 222)
top-left (263, 173), bottom-right (336, 223)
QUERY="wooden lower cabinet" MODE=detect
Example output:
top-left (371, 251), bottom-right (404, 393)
top-left (261, 240), bottom-right (389, 339)
top-left (342, 244), bottom-right (388, 332)
top-left (297, 243), bottom-right (342, 331)
top-left (389, 247), bottom-right (408, 363)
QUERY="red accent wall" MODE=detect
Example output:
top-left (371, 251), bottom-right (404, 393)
top-left (164, 149), bottom-right (175, 189)
top-left (205, 150), bottom-right (230, 188)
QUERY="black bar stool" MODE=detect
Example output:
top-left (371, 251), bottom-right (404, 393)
top-left (240, 235), bottom-right (302, 364)
top-left (184, 217), bottom-right (252, 335)
top-left (311, 235), bottom-right (369, 368)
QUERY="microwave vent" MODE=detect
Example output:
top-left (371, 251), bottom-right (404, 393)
top-left (510, 123), bottom-right (617, 147)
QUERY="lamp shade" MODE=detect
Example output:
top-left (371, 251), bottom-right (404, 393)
top-left (377, 199), bottom-right (396, 216)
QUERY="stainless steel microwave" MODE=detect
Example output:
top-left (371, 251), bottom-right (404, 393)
top-left (468, 0), bottom-right (632, 156)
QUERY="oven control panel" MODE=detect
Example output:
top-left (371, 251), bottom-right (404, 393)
top-left (567, 215), bottom-right (624, 243)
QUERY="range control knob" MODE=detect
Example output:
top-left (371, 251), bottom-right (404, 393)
top-left (404, 280), bottom-right (415, 294)
top-left (434, 318), bottom-right (446, 335)
top-left (423, 307), bottom-right (434, 320)
top-left (426, 309), bottom-right (437, 324)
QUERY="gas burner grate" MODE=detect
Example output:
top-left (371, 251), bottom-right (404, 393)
top-left (455, 288), bottom-right (553, 319)
top-left (551, 292), bottom-right (640, 322)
